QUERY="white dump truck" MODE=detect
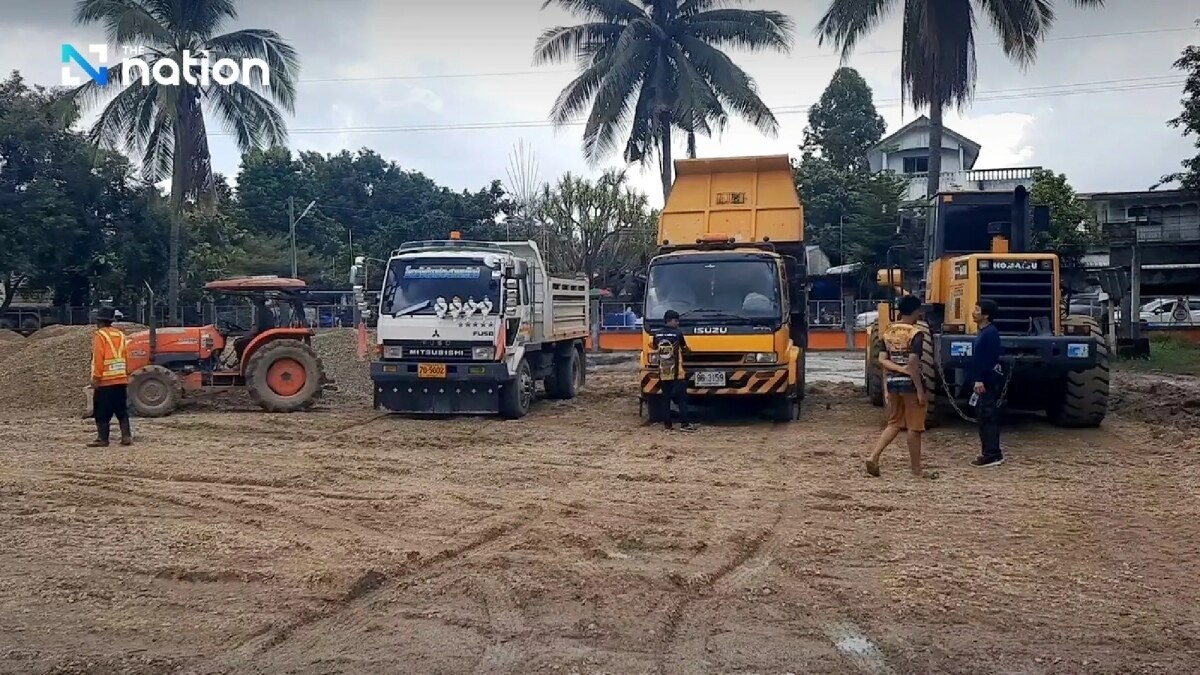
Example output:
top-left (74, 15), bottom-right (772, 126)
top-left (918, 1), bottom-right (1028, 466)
top-left (353, 235), bottom-right (589, 418)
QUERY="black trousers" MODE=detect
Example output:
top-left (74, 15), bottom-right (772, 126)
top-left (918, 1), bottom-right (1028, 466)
top-left (93, 384), bottom-right (130, 442)
top-left (976, 388), bottom-right (1003, 460)
top-left (661, 379), bottom-right (690, 428)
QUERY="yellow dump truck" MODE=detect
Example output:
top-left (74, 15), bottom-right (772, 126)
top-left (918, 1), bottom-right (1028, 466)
top-left (639, 155), bottom-right (807, 422)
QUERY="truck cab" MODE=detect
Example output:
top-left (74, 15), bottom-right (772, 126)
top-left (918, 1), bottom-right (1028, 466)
top-left (640, 155), bottom-right (808, 422)
top-left (358, 235), bottom-right (588, 418)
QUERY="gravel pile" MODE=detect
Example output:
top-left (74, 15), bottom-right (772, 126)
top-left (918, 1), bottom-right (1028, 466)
top-left (0, 329), bottom-right (26, 344)
top-left (0, 324), bottom-right (149, 412)
top-left (312, 328), bottom-right (374, 405)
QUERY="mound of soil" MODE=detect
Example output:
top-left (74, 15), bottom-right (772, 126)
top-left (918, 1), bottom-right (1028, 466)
top-left (1112, 372), bottom-right (1200, 434)
top-left (0, 329), bottom-right (26, 344)
top-left (312, 328), bottom-right (374, 405)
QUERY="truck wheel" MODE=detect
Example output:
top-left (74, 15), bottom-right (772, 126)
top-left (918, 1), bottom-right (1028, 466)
top-left (769, 391), bottom-right (797, 422)
top-left (500, 357), bottom-right (534, 419)
top-left (1047, 316), bottom-right (1110, 428)
top-left (549, 347), bottom-right (582, 400)
top-left (128, 366), bottom-right (182, 418)
top-left (865, 323), bottom-right (884, 407)
top-left (246, 339), bottom-right (326, 413)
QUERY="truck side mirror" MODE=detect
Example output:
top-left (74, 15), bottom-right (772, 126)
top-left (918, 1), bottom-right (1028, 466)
top-left (349, 264), bottom-right (361, 285)
top-left (513, 260), bottom-right (529, 279)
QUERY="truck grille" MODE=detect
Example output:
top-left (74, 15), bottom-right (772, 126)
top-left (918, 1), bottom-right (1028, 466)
top-left (978, 269), bottom-right (1056, 334)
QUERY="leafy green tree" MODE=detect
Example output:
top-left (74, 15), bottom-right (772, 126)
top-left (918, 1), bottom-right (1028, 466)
top-left (803, 67), bottom-right (886, 171)
top-left (535, 0), bottom-right (794, 199)
top-left (66, 0), bottom-right (300, 323)
top-left (794, 68), bottom-right (905, 275)
top-left (532, 170), bottom-right (658, 281)
top-left (1030, 169), bottom-right (1097, 268)
top-left (816, 0), bottom-right (1103, 196)
top-left (1158, 45), bottom-right (1200, 191)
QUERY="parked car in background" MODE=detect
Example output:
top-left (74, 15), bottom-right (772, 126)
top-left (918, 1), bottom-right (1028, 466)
top-left (1139, 297), bottom-right (1200, 325)
top-left (854, 310), bottom-right (878, 329)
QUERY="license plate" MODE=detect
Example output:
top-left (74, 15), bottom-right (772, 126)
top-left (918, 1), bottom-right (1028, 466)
top-left (418, 363), bottom-right (447, 378)
top-left (693, 371), bottom-right (726, 387)
top-left (1067, 343), bottom-right (1089, 359)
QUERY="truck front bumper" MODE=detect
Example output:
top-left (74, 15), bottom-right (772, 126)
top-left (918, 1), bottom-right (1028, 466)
top-left (640, 365), bottom-right (791, 397)
top-left (371, 361), bottom-right (512, 414)
top-left (936, 335), bottom-right (1101, 371)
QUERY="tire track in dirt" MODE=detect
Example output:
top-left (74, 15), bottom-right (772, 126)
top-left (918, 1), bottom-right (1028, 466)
top-left (216, 505), bottom-right (543, 671)
top-left (471, 575), bottom-right (528, 675)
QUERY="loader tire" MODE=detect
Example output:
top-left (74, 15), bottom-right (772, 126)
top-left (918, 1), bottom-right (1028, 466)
top-left (128, 365), bottom-right (182, 418)
top-left (246, 339), bottom-right (325, 413)
top-left (916, 321), bottom-right (945, 428)
top-left (1047, 316), bottom-right (1109, 428)
top-left (865, 323), bottom-right (884, 407)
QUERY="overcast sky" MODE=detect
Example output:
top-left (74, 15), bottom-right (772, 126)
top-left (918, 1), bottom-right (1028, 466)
top-left (2, 0), bottom-right (1198, 206)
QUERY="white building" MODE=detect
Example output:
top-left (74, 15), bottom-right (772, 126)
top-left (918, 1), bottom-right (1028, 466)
top-left (867, 115), bottom-right (1041, 201)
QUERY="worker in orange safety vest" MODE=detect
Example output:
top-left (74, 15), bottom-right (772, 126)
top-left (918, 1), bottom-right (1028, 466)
top-left (89, 307), bottom-right (132, 447)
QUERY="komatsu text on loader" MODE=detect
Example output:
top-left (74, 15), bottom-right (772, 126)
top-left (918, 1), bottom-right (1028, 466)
top-left (640, 155), bottom-right (808, 422)
top-left (865, 187), bottom-right (1109, 427)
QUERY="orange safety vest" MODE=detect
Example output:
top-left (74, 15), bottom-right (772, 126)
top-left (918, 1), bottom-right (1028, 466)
top-left (91, 327), bottom-right (129, 386)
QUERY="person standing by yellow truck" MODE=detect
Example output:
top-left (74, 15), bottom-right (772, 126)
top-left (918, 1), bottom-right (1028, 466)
top-left (89, 307), bottom-right (132, 447)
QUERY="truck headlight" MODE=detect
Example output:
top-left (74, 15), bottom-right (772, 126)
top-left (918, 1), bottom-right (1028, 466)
top-left (472, 346), bottom-right (496, 360)
top-left (382, 345), bottom-right (403, 359)
top-left (646, 352), bottom-right (659, 366)
top-left (744, 352), bottom-right (778, 364)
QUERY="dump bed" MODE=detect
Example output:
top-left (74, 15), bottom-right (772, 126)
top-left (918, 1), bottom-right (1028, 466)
top-left (498, 241), bottom-right (589, 344)
top-left (658, 155), bottom-right (804, 247)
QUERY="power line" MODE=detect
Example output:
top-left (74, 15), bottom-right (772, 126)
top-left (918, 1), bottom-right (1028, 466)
top-left (209, 77), bottom-right (1185, 138)
top-left (295, 26), bottom-right (1198, 84)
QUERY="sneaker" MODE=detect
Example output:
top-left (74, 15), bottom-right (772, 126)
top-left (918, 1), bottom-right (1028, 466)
top-left (120, 436), bottom-right (133, 447)
top-left (971, 456), bottom-right (1004, 468)
top-left (87, 440), bottom-right (109, 448)
top-left (679, 423), bottom-right (698, 432)
top-left (865, 459), bottom-right (881, 477)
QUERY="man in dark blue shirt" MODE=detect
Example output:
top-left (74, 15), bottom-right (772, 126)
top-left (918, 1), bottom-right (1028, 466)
top-left (969, 299), bottom-right (1004, 467)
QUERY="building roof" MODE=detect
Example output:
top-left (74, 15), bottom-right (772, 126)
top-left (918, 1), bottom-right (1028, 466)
top-left (871, 115), bottom-right (983, 162)
top-left (1078, 189), bottom-right (1200, 201)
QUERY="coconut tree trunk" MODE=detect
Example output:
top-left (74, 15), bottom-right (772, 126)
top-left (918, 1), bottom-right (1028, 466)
top-left (926, 103), bottom-right (944, 198)
top-left (168, 121), bottom-right (186, 326)
top-left (687, 131), bottom-right (697, 159)
top-left (660, 121), bottom-right (674, 203)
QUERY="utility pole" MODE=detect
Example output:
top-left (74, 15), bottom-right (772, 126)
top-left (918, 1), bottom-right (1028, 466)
top-left (288, 197), bottom-right (316, 279)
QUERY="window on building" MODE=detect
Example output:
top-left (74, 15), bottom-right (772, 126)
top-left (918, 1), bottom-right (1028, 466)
top-left (903, 156), bottom-right (929, 174)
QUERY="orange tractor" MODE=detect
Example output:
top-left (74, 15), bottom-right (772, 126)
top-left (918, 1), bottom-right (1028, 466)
top-left (123, 277), bottom-right (329, 417)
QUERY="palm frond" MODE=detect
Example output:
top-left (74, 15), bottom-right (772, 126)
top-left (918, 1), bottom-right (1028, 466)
top-left (679, 0), bottom-right (742, 17)
top-left (622, 76), bottom-right (661, 164)
top-left (580, 24), bottom-right (653, 162)
top-left (204, 82), bottom-right (289, 151)
top-left (58, 55), bottom-right (159, 133)
top-left (677, 36), bottom-right (777, 135)
top-left (541, 0), bottom-right (645, 23)
top-left (668, 43), bottom-right (726, 133)
top-left (814, 0), bottom-right (898, 59)
top-left (181, 0), bottom-right (238, 38)
top-left (900, 0), bottom-right (976, 108)
top-left (684, 9), bottom-right (794, 51)
top-left (978, 0), bottom-right (1055, 66)
top-left (73, 0), bottom-right (174, 49)
top-left (550, 61), bottom-right (609, 124)
top-left (139, 107), bottom-right (175, 182)
top-left (205, 28), bottom-right (300, 111)
top-left (533, 22), bottom-right (622, 64)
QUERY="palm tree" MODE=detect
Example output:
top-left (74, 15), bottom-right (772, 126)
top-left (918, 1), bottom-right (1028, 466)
top-left (535, 0), bottom-right (794, 200)
top-left (816, 0), bottom-right (1102, 197)
top-left (66, 0), bottom-right (299, 323)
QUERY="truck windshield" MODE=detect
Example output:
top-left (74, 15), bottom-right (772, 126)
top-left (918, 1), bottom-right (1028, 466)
top-left (645, 259), bottom-right (781, 323)
top-left (381, 259), bottom-right (500, 316)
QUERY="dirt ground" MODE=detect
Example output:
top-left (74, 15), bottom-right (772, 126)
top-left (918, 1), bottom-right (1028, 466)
top-left (1, 343), bottom-right (1199, 674)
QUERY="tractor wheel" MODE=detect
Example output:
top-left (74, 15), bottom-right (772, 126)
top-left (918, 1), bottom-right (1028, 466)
top-left (865, 323), bottom-right (884, 407)
top-left (548, 347), bottom-right (583, 400)
top-left (499, 357), bottom-right (534, 419)
top-left (1047, 316), bottom-right (1110, 428)
top-left (246, 339), bottom-right (326, 413)
top-left (129, 365), bottom-right (182, 418)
